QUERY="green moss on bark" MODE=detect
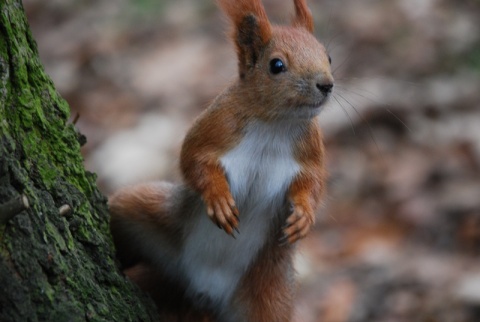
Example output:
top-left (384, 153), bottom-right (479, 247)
top-left (0, 0), bottom-right (159, 321)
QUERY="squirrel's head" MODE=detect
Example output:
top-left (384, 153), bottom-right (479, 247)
top-left (218, 0), bottom-right (334, 120)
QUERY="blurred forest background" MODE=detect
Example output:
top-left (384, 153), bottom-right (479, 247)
top-left (23, 0), bottom-right (480, 321)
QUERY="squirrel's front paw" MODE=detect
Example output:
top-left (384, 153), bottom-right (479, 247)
top-left (204, 192), bottom-right (239, 237)
top-left (281, 205), bottom-right (314, 244)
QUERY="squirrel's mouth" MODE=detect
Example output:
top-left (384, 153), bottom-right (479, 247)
top-left (289, 102), bottom-right (327, 119)
top-left (296, 89), bottom-right (332, 109)
top-left (307, 102), bottom-right (325, 109)
top-left (304, 96), bottom-right (330, 109)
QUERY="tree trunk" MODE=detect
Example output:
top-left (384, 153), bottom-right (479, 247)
top-left (0, 1), bottom-right (160, 320)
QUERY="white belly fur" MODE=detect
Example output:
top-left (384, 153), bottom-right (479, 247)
top-left (179, 121), bottom-right (302, 307)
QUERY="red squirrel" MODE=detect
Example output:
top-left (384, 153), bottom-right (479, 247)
top-left (109, 0), bottom-right (333, 321)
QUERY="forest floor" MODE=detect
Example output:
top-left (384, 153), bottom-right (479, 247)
top-left (24, 0), bottom-right (480, 321)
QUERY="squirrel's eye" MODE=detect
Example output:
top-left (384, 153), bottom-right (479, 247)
top-left (328, 55), bottom-right (332, 65)
top-left (270, 58), bottom-right (285, 74)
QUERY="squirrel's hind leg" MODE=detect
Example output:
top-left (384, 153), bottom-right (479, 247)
top-left (228, 242), bottom-right (295, 322)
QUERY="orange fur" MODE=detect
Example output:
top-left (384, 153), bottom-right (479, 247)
top-left (285, 123), bottom-right (326, 243)
top-left (217, 0), bottom-right (272, 78)
top-left (180, 95), bottom-right (246, 235)
top-left (109, 0), bottom-right (333, 321)
top-left (217, 0), bottom-right (271, 39)
top-left (233, 241), bottom-right (296, 321)
top-left (109, 183), bottom-right (182, 268)
top-left (292, 0), bottom-right (314, 32)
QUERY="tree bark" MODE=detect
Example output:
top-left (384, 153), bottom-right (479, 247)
top-left (0, 0), bottom-right (160, 320)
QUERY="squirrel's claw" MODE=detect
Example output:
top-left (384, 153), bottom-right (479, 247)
top-left (281, 206), bottom-right (314, 244)
top-left (205, 195), bottom-right (239, 237)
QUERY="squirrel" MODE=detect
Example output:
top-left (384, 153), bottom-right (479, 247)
top-left (108, 0), bottom-right (333, 321)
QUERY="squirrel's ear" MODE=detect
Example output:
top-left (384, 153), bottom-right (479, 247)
top-left (218, 0), bottom-right (272, 79)
top-left (292, 0), bottom-right (314, 33)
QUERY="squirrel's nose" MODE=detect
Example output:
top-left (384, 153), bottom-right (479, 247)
top-left (316, 83), bottom-right (333, 95)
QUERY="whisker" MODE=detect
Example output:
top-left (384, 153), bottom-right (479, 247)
top-left (328, 213), bottom-right (339, 223)
top-left (336, 76), bottom-right (422, 88)
top-left (323, 6), bottom-right (334, 49)
top-left (332, 51), bottom-right (354, 76)
top-left (335, 86), bottom-right (412, 133)
top-left (335, 85), bottom-right (381, 105)
top-left (332, 95), bottom-right (356, 135)
top-left (325, 30), bottom-right (345, 52)
top-left (385, 108), bottom-right (412, 133)
top-left (335, 84), bottom-right (383, 101)
top-left (335, 92), bottom-right (384, 158)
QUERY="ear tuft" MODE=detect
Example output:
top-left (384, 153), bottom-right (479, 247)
top-left (292, 0), bottom-right (314, 33)
top-left (217, 0), bottom-right (272, 78)
top-left (217, 0), bottom-right (272, 42)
